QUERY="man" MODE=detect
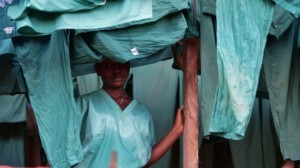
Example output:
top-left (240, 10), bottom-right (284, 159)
top-left (75, 58), bottom-right (184, 167)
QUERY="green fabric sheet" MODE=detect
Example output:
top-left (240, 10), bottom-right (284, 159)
top-left (209, 0), bottom-right (274, 139)
top-left (76, 0), bottom-right (190, 34)
top-left (0, 94), bottom-right (27, 122)
top-left (12, 31), bottom-right (83, 168)
top-left (8, 0), bottom-right (106, 14)
top-left (71, 12), bottom-right (187, 64)
top-left (7, 0), bottom-right (152, 35)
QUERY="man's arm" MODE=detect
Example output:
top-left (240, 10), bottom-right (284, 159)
top-left (145, 106), bottom-right (184, 167)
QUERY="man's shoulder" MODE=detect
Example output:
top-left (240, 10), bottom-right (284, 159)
top-left (132, 100), bottom-right (152, 116)
top-left (76, 90), bottom-right (101, 103)
top-left (81, 90), bottom-right (101, 99)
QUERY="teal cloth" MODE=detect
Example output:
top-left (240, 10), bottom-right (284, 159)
top-left (7, 0), bottom-right (152, 35)
top-left (0, 38), bottom-right (14, 55)
top-left (76, 89), bottom-right (155, 168)
top-left (8, 0), bottom-right (106, 14)
top-left (209, 0), bottom-right (274, 139)
top-left (0, 94), bottom-right (27, 123)
top-left (76, 0), bottom-right (190, 34)
top-left (263, 19), bottom-right (300, 160)
top-left (12, 31), bottom-right (83, 168)
top-left (184, 0), bottom-right (200, 38)
top-left (202, 0), bottom-right (216, 15)
top-left (0, 4), bottom-right (16, 40)
top-left (272, 0), bottom-right (300, 17)
top-left (71, 12), bottom-right (187, 63)
top-left (71, 47), bottom-right (173, 77)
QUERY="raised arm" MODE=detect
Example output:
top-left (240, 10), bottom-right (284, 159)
top-left (145, 106), bottom-right (184, 167)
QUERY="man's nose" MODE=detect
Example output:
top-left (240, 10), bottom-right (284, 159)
top-left (113, 66), bottom-right (121, 72)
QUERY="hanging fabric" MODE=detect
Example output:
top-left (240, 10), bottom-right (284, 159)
top-left (263, 19), bottom-right (300, 161)
top-left (12, 30), bottom-right (83, 168)
top-left (208, 0), bottom-right (274, 139)
top-left (7, 0), bottom-right (152, 35)
top-left (71, 12), bottom-right (187, 63)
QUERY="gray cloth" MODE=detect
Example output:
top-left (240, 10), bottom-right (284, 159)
top-left (269, 5), bottom-right (296, 39)
top-left (229, 99), bottom-right (279, 168)
top-left (272, 0), bottom-right (300, 17)
top-left (200, 2), bottom-right (218, 138)
top-left (12, 31), bottom-right (83, 168)
top-left (0, 122), bottom-right (25, 167)
top-left (263, 19), bottom-right (300, 160)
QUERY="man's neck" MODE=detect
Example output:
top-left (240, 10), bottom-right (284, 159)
top-left (103, 87), bottom-right (126, 99)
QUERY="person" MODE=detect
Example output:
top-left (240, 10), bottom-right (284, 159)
top-left (75, 58), bottom-right (184, 168)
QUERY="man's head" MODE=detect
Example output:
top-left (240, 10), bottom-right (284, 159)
top-left (94, 59), bottom-right (130, 89)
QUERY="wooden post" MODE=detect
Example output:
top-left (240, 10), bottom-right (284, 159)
top-left (183, 38), bottom-right (199, 168)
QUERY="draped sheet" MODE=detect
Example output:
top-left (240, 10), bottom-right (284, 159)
top-left (12, 31), bottom-right (83, 168)
top-left (71, 13), bottom-right (187, 63)
top-left (209, 0), bottom-right (274, 139)
top-left (7, 0), bottom-right (152, 35)
top-left (263, 19), bottom-right (300, 160)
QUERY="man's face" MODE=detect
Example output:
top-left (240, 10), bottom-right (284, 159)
top-left (95, 59), bottom-right (130, 89)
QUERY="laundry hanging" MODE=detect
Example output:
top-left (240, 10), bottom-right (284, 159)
top-left (208, 0), bottom-right (274, 139)
top-left (71, 12), bottom-right (187, 63)
top-left (12, 30), bottom-right (83, 168)
top-left (7, 0), bottom-right (152, 35)
top-left (263, 19), bottom-right (300, 161)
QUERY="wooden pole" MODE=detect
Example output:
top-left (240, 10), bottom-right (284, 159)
top-left (183, 38), bottom-right (199, 168)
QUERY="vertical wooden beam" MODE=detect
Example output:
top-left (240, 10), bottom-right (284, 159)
top-left (183, 38), bottom-right (199, 168)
